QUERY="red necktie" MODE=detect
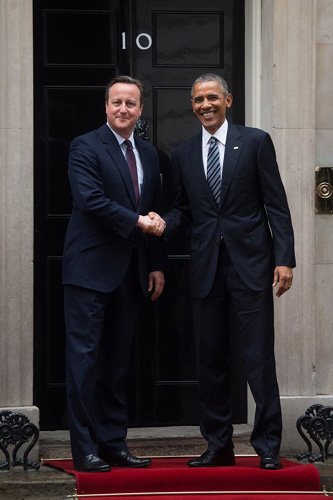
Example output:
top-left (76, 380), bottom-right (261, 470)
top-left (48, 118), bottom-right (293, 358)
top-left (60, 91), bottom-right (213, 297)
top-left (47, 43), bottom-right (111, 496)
top-left (124, 139), bottom-right (140, 204)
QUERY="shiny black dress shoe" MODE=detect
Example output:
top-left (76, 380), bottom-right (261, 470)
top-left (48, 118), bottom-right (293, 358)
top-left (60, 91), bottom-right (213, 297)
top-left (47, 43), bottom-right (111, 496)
top-left (73, 454), bottom-right (111, 472)
top-left (100, 450), bottom-right (151, 468)
top-left (188, 448), bottom-right (235, 467)
top-left (259, 451), bottom-right (281, 470)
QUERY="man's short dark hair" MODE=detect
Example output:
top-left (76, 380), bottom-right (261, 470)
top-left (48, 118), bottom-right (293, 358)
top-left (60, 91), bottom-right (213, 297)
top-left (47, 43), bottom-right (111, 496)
top-left (105, 75), bottom-right (144, 105)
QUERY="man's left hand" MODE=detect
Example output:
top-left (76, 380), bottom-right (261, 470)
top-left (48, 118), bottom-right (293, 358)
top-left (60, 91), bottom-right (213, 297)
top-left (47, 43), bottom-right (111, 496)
top-left (272, 266), bottom-right (293, 297)
top-left (148, 271), bottom-right (165, 301)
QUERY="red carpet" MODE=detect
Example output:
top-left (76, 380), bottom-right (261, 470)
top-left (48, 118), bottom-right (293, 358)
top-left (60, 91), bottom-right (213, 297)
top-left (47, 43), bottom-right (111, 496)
top-left (79, 497), bottom-right (326, 500)
top-left (44, 456), bottom-right (322, 499)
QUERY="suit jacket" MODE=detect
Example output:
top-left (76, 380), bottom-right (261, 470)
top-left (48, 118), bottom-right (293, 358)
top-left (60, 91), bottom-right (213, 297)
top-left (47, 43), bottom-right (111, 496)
top-left (62, 123), bottom-right (165, 294)
top-left (165, 123), bottom-right (296, 298)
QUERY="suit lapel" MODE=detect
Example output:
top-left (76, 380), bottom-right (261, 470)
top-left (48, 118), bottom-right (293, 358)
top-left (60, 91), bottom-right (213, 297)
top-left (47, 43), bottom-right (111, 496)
top-left (219, 124), bottom-right (243, 208)
top-left (99, 124), bottom-right (137, 209)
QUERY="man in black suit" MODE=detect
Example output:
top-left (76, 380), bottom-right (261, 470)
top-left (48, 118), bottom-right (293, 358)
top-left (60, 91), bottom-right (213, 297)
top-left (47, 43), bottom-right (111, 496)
top-left (63, 75), bottom-right (166, 472)
top-left (162, 73), bottom-right (295, 470)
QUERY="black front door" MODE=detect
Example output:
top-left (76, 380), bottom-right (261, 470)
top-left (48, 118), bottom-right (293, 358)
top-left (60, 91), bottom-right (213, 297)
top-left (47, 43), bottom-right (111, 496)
top-left (33, 0), bottom-right (246, 429)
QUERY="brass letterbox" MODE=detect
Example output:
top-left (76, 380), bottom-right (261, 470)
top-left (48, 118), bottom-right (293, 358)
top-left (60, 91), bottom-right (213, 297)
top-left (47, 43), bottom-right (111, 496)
top-left (315, 166), bottom-right (333, 214)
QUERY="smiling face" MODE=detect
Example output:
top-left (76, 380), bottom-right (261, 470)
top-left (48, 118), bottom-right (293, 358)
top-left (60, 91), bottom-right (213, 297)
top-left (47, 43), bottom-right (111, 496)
top-left (105, 82), bottom-right (143, 138)
top-left (191, 80), bottom-right (233, 135)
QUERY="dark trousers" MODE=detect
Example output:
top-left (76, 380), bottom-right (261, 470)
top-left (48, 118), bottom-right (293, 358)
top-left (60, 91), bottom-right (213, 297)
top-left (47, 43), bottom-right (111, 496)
top-left (64, 257), bottom-right (142, 460)
top-left (192, 243), bottom-right (282, 455)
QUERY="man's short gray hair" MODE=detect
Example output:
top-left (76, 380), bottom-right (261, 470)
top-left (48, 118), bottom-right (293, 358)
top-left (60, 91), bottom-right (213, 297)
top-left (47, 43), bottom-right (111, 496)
top-left (191, 73), bottom-right (229, 97)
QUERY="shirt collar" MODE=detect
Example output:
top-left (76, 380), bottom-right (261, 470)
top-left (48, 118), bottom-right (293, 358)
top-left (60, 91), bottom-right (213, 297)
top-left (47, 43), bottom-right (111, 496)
top-left (106, 122), bottom-right (135, 147)
top-left (202, 119), bottom-right (228, 147)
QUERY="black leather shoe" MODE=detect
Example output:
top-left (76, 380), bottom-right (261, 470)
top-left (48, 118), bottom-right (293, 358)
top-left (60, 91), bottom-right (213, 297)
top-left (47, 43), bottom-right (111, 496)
top-left (73, 454), bottom-right (111, 472)
top-left (100, 450), bottom-right (151, 468)
top-left (260, 451), bottom-right (281, 470)
top-left (188, 448), bottom-right (235, 467)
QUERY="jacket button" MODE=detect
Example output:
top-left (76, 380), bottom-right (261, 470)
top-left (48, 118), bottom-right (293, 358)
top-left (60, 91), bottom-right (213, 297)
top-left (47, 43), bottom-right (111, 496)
top-left (216, 234), bottom-right (224, 245)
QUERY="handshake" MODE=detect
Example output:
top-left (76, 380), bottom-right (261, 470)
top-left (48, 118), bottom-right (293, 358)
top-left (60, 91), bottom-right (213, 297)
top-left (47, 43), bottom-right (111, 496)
top-left (136, 212), bottom-right (166, 237)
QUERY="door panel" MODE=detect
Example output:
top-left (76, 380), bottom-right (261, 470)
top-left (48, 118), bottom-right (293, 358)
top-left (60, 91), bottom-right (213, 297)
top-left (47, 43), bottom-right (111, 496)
top-left (34, 0), bottom-right (123, 429)
top-left (131, 0), bottom-right (246, 426)
top-left (33, 0), bottom-right (246, 429)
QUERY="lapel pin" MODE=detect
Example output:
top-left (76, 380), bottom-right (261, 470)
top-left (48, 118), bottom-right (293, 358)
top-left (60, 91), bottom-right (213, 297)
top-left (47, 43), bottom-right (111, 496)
top-left (234, 146), bottom-right (239, 150)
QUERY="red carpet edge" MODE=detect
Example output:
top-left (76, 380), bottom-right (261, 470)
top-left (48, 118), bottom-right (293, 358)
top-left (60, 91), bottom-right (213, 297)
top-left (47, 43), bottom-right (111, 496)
top-left (44, 455), bottom-right (322, 499)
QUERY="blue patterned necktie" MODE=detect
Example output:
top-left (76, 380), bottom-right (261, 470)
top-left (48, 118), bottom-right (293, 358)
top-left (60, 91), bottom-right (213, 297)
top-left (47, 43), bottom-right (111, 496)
top-left (124, 139), bottom-right (140, 204)
top-left (207, 137), bottom-right (221, 204)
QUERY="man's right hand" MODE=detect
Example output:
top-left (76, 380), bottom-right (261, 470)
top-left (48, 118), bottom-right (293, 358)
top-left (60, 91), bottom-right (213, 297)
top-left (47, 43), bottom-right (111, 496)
top-left (136, 213), bottom-right (165, 236)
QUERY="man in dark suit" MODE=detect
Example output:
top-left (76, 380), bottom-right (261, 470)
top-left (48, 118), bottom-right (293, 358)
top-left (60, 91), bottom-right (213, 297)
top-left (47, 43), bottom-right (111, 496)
top-left (162, 73), bottom-right (295, 470)
top-left (63, 75), bottom-right (166, 472)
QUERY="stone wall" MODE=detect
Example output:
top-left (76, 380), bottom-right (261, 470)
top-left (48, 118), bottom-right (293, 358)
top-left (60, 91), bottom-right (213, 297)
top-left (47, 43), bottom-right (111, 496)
top-left (260, 0), bottom-right (333, 454)
top-left (314, 0), bottom-right (333, 396)
top-left (0, 0), bottom-right (38, 437)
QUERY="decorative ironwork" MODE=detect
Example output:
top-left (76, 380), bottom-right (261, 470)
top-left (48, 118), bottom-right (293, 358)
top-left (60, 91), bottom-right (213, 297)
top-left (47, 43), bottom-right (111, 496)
top-left (297, 404), bottom-right (333, 463)
top-left (134, 118), bottom-right (150, 142)
top-left (0, 410), bottom-right (40, 471)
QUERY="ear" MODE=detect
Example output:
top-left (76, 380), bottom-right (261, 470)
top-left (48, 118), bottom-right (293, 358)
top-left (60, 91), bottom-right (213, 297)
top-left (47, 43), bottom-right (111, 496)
top-left (226, 94), bottom-right (233, 108)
